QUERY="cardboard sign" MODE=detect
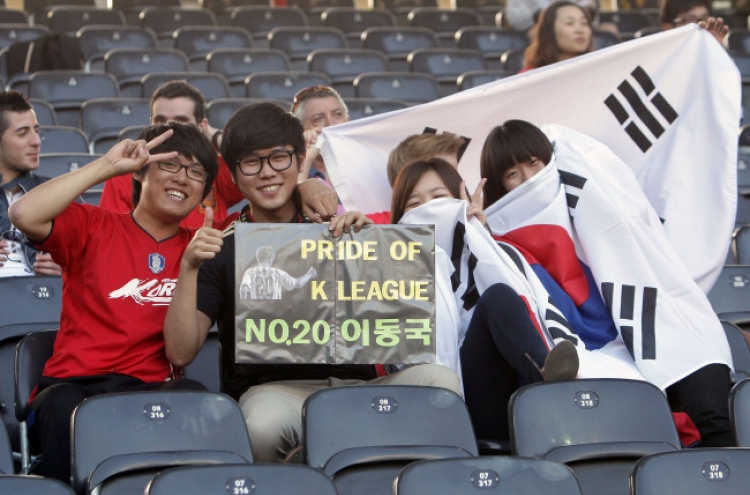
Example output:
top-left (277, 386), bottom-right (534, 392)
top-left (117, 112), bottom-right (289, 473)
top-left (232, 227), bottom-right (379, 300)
top-left (234, 223), bottom-right (435, 364)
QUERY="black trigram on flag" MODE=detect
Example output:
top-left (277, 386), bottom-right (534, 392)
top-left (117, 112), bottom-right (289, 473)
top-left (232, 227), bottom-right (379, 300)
top-left (449, 222), bottom-right (479, 311)
top-left (559, 170), bottom-right (587, 213)
top-left (601, 282), bottom-right (658, 361)
top-left (604, 66), bottom-right (678, 153)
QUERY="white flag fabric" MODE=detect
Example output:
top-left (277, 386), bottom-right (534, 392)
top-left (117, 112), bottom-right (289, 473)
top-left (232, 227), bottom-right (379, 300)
top-left (485, 124), bottom-right (732, 389)
top-left (402, 198), bottom-right (644, 385)
top-left (320, 25), bottom-right (740, 292)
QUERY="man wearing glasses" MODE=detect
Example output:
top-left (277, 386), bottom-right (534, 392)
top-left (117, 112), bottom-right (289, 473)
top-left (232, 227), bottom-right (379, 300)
top-left (8, 122), bottom-right (217, 482)
top-left (660, 0), bottom-right (728, 42)
top-left (100, 80), bottom-right (341, 229)
top-left (163, 103), bottom-right (461, 463)
top-left (0, 90), bottom-right (61, 277)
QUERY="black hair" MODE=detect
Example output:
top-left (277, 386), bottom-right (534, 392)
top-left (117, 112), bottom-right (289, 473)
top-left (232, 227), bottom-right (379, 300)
top-left (131, 122), bottom-right (219, 208)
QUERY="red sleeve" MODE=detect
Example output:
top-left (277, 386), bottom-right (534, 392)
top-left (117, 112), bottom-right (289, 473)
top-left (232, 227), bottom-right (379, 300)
top-left (98, 175), bottom-right (134, 213)
top-left (366, 211), bottom-right (392, 224)
top-left (215, 157), bottom-right (244, 207)
top-left (37, 203), bottom-right (98, 270)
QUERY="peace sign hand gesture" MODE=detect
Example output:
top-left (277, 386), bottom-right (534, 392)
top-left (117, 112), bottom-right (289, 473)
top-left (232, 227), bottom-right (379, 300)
top-left (460, 179), bottom-right (487, 226)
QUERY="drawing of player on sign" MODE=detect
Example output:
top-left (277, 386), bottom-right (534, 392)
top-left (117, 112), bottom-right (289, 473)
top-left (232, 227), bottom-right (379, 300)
top-left (239, 245), bottom-right (316, 300)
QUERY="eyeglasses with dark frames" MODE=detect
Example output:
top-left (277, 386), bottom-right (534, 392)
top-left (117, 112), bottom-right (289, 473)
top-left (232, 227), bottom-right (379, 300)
top-left (157, 161), bottom-right (208, 183)
top-left (291, 85), bottom-right (336, 112)
top-left (237, 149), bottom-right (295, 176)
top-left (1, 229), bottom-right (32, 268)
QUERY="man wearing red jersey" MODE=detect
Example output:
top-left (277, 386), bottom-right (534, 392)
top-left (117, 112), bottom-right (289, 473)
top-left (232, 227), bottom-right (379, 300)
top-left (9, 122), bottom-right (218, 482)
top-left (99, 80), bottom-right (340, 229)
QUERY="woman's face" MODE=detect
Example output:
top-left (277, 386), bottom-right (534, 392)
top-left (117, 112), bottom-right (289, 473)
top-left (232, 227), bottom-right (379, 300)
top-left (501, 157), bottom-right (546, 193)
top-left (554, 5), bottom-right (592, 60)
top-left (404, 169), bottom-right (454, 214)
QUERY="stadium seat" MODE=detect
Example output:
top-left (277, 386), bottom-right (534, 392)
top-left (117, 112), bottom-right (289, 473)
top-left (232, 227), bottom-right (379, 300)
top-left (407, 47), bottom-right (485, 95)
top-left (308, 47), bottom-right (389, 97)
top-left (110, 0), bottom-right (181, 26)
top-left (0, 25), bottom-right (49, 50)
top-left (183, 332), bottom-right (221, 394)
top-left (737, 144), bottom-right (750, 197)
top-left (71, 390), bottom-right (254, 495)
top-left (592, 29), bottom-right (620, 50)
top-left (456, 69), bottom-right (512, 91)
top-left (0, 276), bottom-right (62, 471)
top-left (118, 125), bottom-right (148, 142)
top-left (39, 125), bottom-right (89, 154)
top-left (302, 385), bottom-right (477, 495)
top-left (0, 7), bottom-right (30, 25)
top-left (728, 29), bottom-right (750, 53)
top-left (268, 26), bottom-right (348, 71)
top-left (455, 26), bottom-right (528, 70)
top-left (138, 6), bottom-right (217, 45)
top-left (721, 320), bottom-right (750, 382)
top-left (361, 26), bottom-right (439, 72)
top-left (14, 329), bottom-right (57, 474)
top-left (343, 97), bottom-right (410, 120)
top-left (707, 265), bottom-right (750, 327)
top-left (146, 463), bottom-right (337, 495)
top-left (730, 378), bottom-right (750, 446)
top-left (104, 47), bottom-right (189, 97)
top-left (44, 6), bottom-right (124, 35)
top-left (207, 47), bottom-right (292, 97)
top-left (29, 98), bottom-right (57, 126)
top-left (500, 47), bottom-right (525, 73)
top-left (28, 71), bottom-right (119, 127)
top-left (173, 25), bottom-right (253, 71)
top-left (320, 7), bottom-right (396, 47)
top-left (207, 97), bottom-right (289, 128)
top-left (80, 97), bottom-right (151, 154)
top-left (633, 26), bottom-right (663, 38)
top-left (0, 474), bottom-right (76, 494)
top-left (0, 423), bottom-right (12, 474)
top-left (140, 72), bottom-right (232, 102)
top-left (732, 224), bottom-right (750, 264)
top-left (509, 379), bottom-right (681, 495)
top-left (598, 11), bottom-right (653, 38)
top-left (407, 7), bottom-right (481, 46)
top-left (394, 456), bottom-right (583, 495)
top-left (24, 0), bottom-right (95, 24)
top-left (38, 153), bottom-right (100, 180)
top-left (354, 71), bottom-right (441, 103)
top-left (730, 51), bottom-right (750, 79)
top-left (245, 71), bottom-right (332, 100)
top-left (230, 6), bottom-right (308, 47)
top-left (77, 25), bottom-right (158, 72)
top-left (631, 447), bottom-right (750, 494)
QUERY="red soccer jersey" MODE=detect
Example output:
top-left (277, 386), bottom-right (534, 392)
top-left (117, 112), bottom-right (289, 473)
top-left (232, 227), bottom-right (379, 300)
top-left (98, 157), bottom-right (244, 229)
top-left (38, 203), bottom-right (195, 383)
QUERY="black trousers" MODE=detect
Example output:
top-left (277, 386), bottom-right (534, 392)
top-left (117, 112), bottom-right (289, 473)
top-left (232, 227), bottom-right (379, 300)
top-left (666, 363), bottom-right (734, 447)
top-left (29, 374), bottom-right (206, 483)
top-left (460, 283), bottom-right (550, 441)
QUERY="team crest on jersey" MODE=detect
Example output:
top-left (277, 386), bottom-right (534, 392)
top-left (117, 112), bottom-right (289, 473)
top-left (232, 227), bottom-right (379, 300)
top-left (148, 253), bottom-right (165, 274)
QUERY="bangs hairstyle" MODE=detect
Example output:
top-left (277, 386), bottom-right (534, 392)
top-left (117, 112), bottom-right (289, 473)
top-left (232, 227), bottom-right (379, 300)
top-left (131, 122), bottom-right (219, 208)
top-left (524, 0), bottom-right (592, 69)
top-left (391, 158), bottom-right (464, 224)
top-left (480, 120), bottom-right (553, 208)
top-left (221, 102), bottom-right (305, 176)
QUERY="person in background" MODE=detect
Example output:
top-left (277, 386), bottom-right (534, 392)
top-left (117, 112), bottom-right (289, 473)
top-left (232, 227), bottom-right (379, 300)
top-left (660, 0), bottom-right (728, 43)
top-left (522, 1), bottom-right (594, 72)
top-left (0, 90), bottom-right (61, 277)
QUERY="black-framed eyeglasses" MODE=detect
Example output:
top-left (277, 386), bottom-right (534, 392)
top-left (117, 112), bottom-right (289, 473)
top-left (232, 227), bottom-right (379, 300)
top-left (291, 85), bottom-right (336, 112)
top-left (1, 229), bottom-right (32, 266)
top-left (157, 161), bottom-right (208, 183)
top-left (237, 149), bottom-right (295, 176)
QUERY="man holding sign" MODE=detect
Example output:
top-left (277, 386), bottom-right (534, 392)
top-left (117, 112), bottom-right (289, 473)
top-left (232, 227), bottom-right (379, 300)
top-left (164, 103), bottom-right (461, 462)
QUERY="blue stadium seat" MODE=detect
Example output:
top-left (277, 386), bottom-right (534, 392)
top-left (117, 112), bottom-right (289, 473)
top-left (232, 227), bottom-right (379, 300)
top-left (230, 6), bottom-right (308, 47)
top-left (320, 7), bottom-right (396, 47)
top-left (207, 47), bottom-right (292, 97)
top-left (0, 474), bottom-right (76, 494)
top-left (104, 48), bottom-right (189, 97)
top-left (308, 47), bottom-right (389, 97)
top-left (140, 72), bottom-right (232, 102)
top-left (343, 96), bottom-right (410, 120)
top-left (730, 378), bottom-right (750, 446)
top-left (455, 26), bottom-right (528, 70)
top-left (268, 26), bottom-right (348, 71)
top-left (45, 6), bottom-right (124, 35)
top-left (244, 71), bottom-right (332, 100)
top-left (0, 25), bottom-right (49, 50)
top-left (173, 25), bottom-right (253, 71)
top-left (80, 97), bottom-right (151, 154)
top-left (354, 71), bottom-right (441, 104)
top-left (510, 379), bottom-right (681, 495)
top-left (721, 320), bottom-right (750, 382)
top-left (302, 385), bottom-right (477, 495)
top-left (39, 125), bottom-right (89, 154)
top-left (71, 391), bottom-right (254, 495)
top-left (28, 71), bottom-right (119, 127)
top-left (361, 26), bottom-right (439, 72)
top-left (707, 265), bottom-right (750, 327)
top-left (77, 25), bottom-right (158, 72)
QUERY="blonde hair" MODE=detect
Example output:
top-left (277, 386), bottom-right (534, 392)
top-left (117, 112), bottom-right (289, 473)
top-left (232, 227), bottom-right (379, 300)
top-left (387, 133), bottom-right (465, 186)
